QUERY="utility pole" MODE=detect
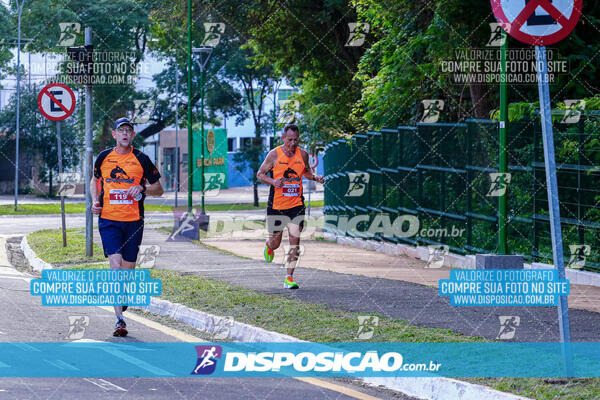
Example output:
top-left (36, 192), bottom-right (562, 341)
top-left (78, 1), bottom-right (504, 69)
top-left (14, 0), bottom-right (25, 211)
top-left (56, 121), bottom-right (67, 247)
top-left (84, 27), bottom-right (93, 256)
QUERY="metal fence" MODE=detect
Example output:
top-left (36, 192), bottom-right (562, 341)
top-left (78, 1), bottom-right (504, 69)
top-left (323, 116), bottom-right (600, 272)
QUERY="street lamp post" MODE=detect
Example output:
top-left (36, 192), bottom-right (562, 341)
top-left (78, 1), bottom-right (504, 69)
top-left (192, 47), bottom-right (213, 215)
top-left (186, 0), bottom-right (193, 213)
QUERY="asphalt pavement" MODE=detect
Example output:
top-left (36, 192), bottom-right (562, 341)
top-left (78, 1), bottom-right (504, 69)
top-left (0, 234), bottom-right (415, 400)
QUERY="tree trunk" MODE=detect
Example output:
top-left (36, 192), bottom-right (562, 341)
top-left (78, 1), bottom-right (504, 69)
top-left (469, 84), bottom-right (491, 119)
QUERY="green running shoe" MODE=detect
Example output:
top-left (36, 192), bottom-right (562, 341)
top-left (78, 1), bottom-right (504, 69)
top-left (284, 275), bottom-right (299, 289)
top-left (264, 243), bottom-right (274, 263)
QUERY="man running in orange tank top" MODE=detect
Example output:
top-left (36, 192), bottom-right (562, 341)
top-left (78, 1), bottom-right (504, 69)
top-left (90, 117), bottom-right (163, 336)
top-left (257, 124), bottom-right (324, 289)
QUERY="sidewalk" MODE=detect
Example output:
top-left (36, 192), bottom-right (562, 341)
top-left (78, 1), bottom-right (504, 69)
top-left (143, 228), bottom-right (600, 342)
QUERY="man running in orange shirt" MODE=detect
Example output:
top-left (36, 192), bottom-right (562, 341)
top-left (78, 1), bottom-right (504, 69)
top-left (257, 124), bottom-right (324, 289)
top-left (90, 117), bottom-right (163, 336)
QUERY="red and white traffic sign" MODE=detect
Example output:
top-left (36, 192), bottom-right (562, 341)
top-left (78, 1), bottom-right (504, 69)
top-left (491, 0), bottom-right (582, 45)
top-left (37, 83), bottom-right (76, 121)
top-left (309, 153), bottom-right (318, 169)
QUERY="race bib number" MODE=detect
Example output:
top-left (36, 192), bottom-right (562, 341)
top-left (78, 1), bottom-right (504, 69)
top-left (282, 183), bottom-right (300, 197)
top-left (109, 189), bottom-right (141, 204)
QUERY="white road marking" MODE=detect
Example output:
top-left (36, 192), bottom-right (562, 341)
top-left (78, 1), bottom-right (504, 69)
top-left (0, 275), bottom-right (31, 283)
top-left (83, 378), bottom-right (127, 392)
top-left (0, 266), bottom-right (24, 276)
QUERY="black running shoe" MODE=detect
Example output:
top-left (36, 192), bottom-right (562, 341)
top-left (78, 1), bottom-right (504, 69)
top-left (113, 318), bottom-right (128, 337)
top-left (122, 305), bottom-right (128, 312)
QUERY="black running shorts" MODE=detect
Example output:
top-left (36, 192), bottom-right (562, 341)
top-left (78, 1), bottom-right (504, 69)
top-left (266, 205), bottom-right (305, 234)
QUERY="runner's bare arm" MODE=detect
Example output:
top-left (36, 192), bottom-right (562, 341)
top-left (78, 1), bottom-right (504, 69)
top-left (257, 150), bottom-right (283, 188)
top-left (90, 176), bottom-right (102, 214)
top-left (301, 149), bottom-right (324, 183)
top-left (145, 180), bottom-right (164, 196)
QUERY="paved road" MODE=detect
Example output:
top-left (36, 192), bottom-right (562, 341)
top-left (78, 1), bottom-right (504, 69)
top-left (144, 229), bottom-right (600, 342)
top-left (4, 213), bottom-right (599, 342)
top-left (0, 238), bottom-right (415, 400)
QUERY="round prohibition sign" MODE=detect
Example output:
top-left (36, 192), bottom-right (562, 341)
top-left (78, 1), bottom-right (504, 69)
top-left (37, 83), bottom-right (76, 121)
top-left (491, 0), bottom-right (582, 46)
top-left (309, 153), bottom-right (318, 169)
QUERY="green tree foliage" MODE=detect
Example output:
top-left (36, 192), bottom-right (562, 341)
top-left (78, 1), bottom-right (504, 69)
top-left (353, 0), bottom-right (600, 128)
top-left (246, 0), bottom-right (368, 146)
top-left (12, 0), bottom-right (152, 151)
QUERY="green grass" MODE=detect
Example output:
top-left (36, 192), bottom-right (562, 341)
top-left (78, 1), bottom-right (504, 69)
top-left (63, 261), bottom-right (479, 343)
top-left (0, 203), bottom-right (171, 215)
top-left (27, 228), bottom-right (105, 265)
top-left (0, 200), bottom-right (324, 215)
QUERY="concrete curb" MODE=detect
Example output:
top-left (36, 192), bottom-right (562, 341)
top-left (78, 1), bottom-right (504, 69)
top-left (20, 236), bottom-right (53, 272)
top-left (20, 232), bottom-right (531, 400)
top-left (139, 297), bottom-right (302, 342)
top-left (327, 233), bottom-right (600, 288)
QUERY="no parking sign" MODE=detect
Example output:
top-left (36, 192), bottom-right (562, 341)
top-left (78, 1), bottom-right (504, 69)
top-left (491, 0), bottom-right (582, 45)
top-left (491, 0), bottom-right (582, 372)
top-left (37, 83), bottom-right (76, 121)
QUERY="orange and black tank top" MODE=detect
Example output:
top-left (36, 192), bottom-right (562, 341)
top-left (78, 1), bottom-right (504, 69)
top-left (93, 147), bottom-right (161, 221)
top-left (268, 146), bottom-right (305, 210)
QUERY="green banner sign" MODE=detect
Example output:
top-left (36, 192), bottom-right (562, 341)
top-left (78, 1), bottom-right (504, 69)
top-left (192, 128), bottom-right (228, 192)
